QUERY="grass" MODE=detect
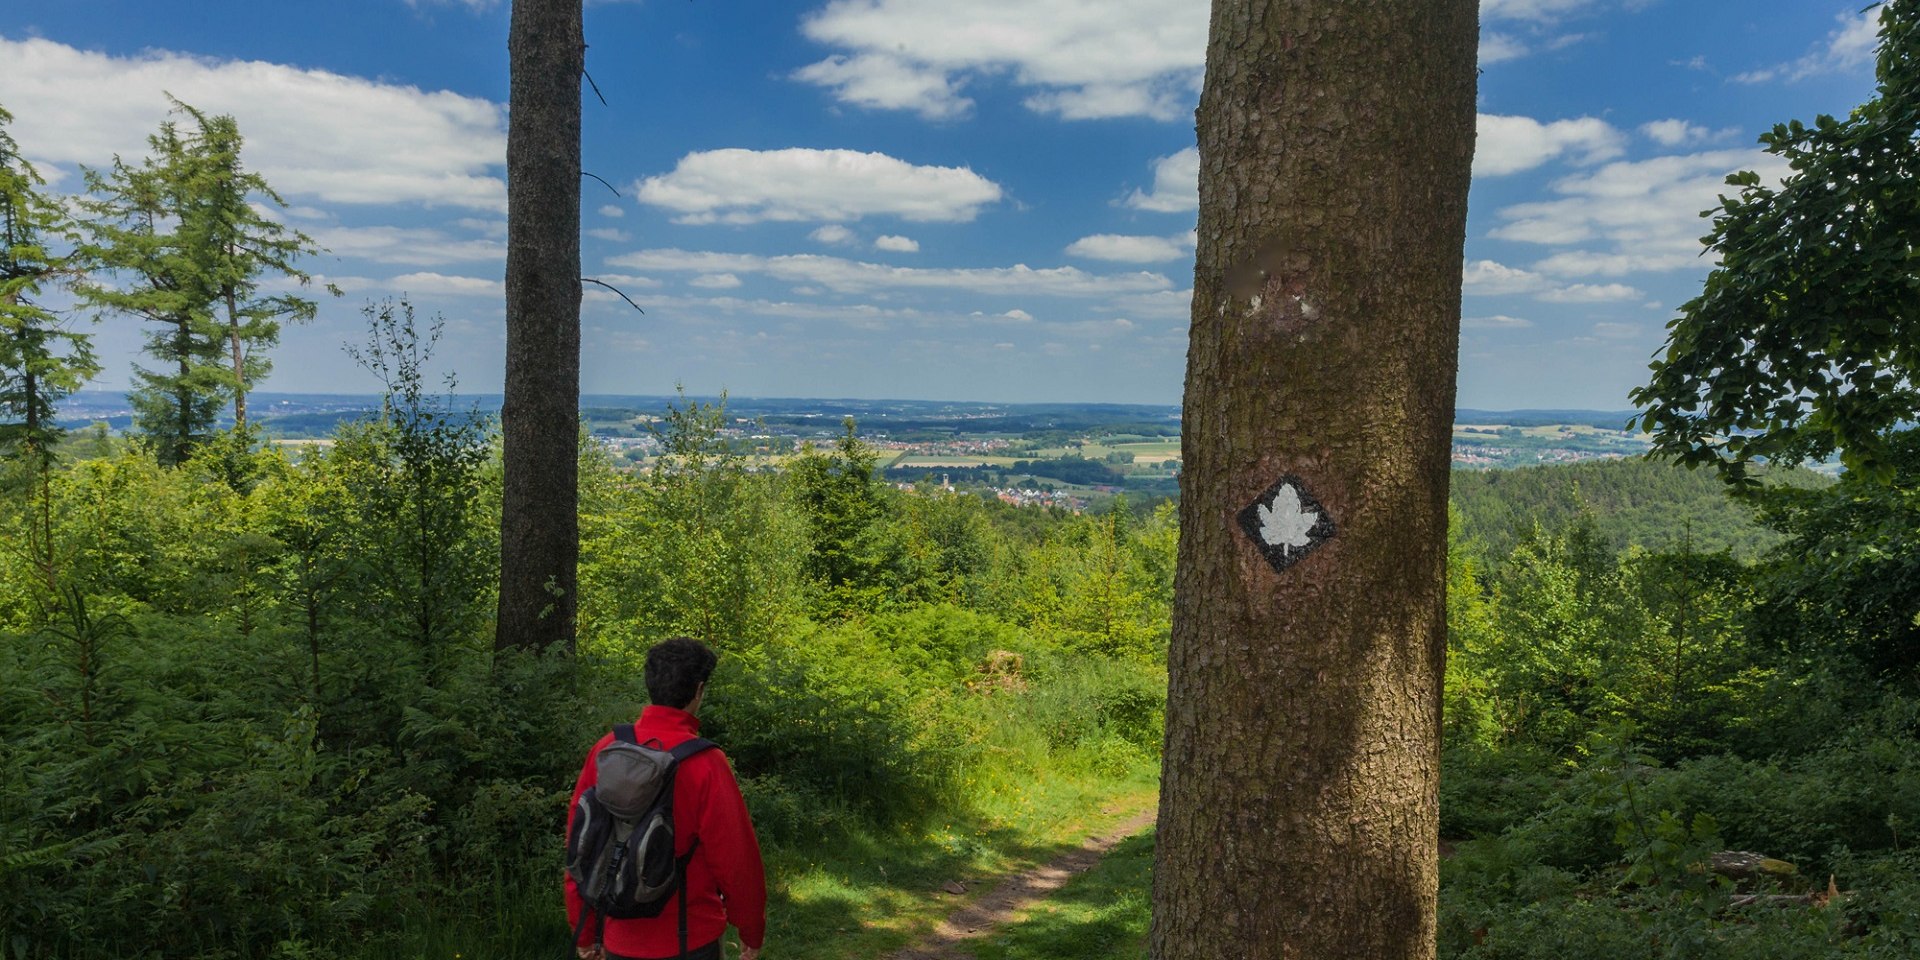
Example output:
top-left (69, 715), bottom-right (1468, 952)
top-left (970, 829), bottom-right (1155, 960)
top-left (763, 769), bottom-right (1159, 960)
top-left (356, 873), bottom-right (574, 960)
top-left (351, 765), bottom-right (1159, 960)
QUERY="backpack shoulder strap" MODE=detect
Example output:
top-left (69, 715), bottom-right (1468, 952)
top-left (612, 723), bottom-right (638, 744)
top-left (669, 737), bottom-right (716, 762)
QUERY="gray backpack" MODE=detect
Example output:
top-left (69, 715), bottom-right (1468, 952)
top-left (565, 725), bottom-right (715, 956)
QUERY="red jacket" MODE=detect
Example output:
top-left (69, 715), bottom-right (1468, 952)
top-left (566, 705), bottom-right (767, 955)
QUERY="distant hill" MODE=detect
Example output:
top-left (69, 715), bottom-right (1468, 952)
top-left (1454, 408), bottom-right (1641, 429)
top-left (1449, 457), bottom-right (1830, 561)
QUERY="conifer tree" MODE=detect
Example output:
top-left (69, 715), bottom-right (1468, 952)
top-left (790, 417), bottom-right (886, 608)
top-left (1, 104), bottom-right (98, 587)
top-left (76, 102), bottom-right (321, 462)
top-left (75, 119), bottom-right (222, 465)
top-left (170, 102), bottom-right (325, 430)
top-left (0, 104), bottom-right (97, 467)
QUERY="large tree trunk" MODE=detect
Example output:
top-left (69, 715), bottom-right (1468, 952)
top-left (497, 0), bottom-right (583, 653)
top-left (1151, 3), bottom-right (1477, 959)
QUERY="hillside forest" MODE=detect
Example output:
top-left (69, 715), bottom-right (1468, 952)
top-left (4, 353), bottom-right (1919, 959)
top-left (6, 6), bottom-right (1920, 958)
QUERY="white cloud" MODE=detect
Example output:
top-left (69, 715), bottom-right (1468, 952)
top-left (309, 224), bottom-right (506, 267)
top-left (1480, 33), bottom-right (1531, 65)
top-left (635, 148), bottom-right (1002, 224)
top-left (0, 36), bottom-right (506, 210)
top-left (611, 294), bottom-right (925, 325)
top-left (1122, 119), bottom-right (1633, 219)
top-left (586, 227), bottom-right (630, 242)
top-left (1463, 314), bottom-right (1534, 329)
top-left (1477, 1), bottom-right (1629, 65)
top-left (608, 248), bottom-right (1174, 298)
top-left (610, 249), bottom-right (764, 274)
top-left (874, 234), bottom-right (919, 252)
top-left (1734, 7), bottom-right (1880, 84)
top-left (1065, 233), bottom-right (1191, 263)
top-left (1125, 147), bottom-right (1199, 213)
top-left (1474, 114), bottom-right (1625, 176)
top-left (810, 224), bottom-right (856, 245)
top-left (598, 204), bottom-right (625, 218)
top-left (452, 217), bottom-right (507, 238)
top-left (1462, 259), bottom-right (1549, 296)
top-left (581, 291), bottom-right (1077, 333)
top-left (385, 271), bottom-right (503, 297)
top-left (1104, 288), bottom-right (1192, 320)
top-left (1639, 119), bottom-right (1717, 147)
top-left (1539, 282), bottom-right (1643, 303)
top-left (1590, 321), bottom-right (1640, 338)
top-left (1059, 317), bottom-right (1137, 338)
top-left (690, 273), bottom-right (744, 289)
top-left (792, 53), bottom-right (973, 120)
top-left (1530, 251), bottom-right (1698, 276)
top-left (1488, 216), bottom-right (1594, 245)
top-left (593, 274), bottom-right (663, 290)
top-left (1494, 149), bottom-right (1789, 275)
top-left (794, 0), bottom-right (1208, 121)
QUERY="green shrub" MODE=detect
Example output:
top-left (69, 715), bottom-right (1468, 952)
top-left (1440, 742), bottom-right (1560, 839)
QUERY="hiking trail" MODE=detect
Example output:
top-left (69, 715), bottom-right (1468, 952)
top-left (882, 805), bottom-right (1158, 960)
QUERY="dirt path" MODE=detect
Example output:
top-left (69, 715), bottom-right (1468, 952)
top-left (883, 805), bottom-right (1158, 960)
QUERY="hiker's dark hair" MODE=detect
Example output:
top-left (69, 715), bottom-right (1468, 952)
top-left (645, 637), bottom-right (717, 710)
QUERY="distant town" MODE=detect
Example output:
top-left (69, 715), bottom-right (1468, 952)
top-left (58, 391), bottom-right (1661, 510)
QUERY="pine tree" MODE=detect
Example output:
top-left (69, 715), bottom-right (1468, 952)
top-left (170, 102), bottom-right (326, 430)
top-left (75, 119), bottom-right (224, 465)
top-left (0, 104), bottom-right (97, 466)
top-left (75, 102), bottom-right (321, 462)
top-left (1, 103), bottom-right (99, 587)
top-left (790, 417), bottom-right (888, 615)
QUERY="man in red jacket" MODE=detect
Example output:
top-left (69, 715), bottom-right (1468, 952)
top-left (567, 638), bottom-right (766, 960)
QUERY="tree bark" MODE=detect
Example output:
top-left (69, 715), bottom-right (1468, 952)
top-left (227, 288), bottom-right (246, 428)
top-left (1151, 3), bottom-right (1477, 959)
top-left (498, 0), bottom-right (583, 653)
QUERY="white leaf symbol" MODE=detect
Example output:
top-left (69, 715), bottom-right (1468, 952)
top-left (1257, 483), bottom-right (1318, 555)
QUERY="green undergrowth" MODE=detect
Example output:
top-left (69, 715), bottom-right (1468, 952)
top-left (349, 610), bottom-right (1167, 960)
top-left (350, 762), bottom-right (1157, 960)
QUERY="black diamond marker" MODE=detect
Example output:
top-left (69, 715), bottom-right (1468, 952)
top-left (1236, 474), bottom-right (1336, 573)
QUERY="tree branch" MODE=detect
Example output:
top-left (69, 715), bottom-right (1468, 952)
top-left (581, 171), bottom-right (621, 197)
top-left (581, 277), bottom-right (644, 314)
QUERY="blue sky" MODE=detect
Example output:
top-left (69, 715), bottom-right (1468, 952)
top-left (0, 0), bottom-right (1888, 408)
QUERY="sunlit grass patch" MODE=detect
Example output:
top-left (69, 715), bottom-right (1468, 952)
top-left (971, 829), bottom-right (1155, 960)
top-left (761, 772), bottom-right (1158, 960)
